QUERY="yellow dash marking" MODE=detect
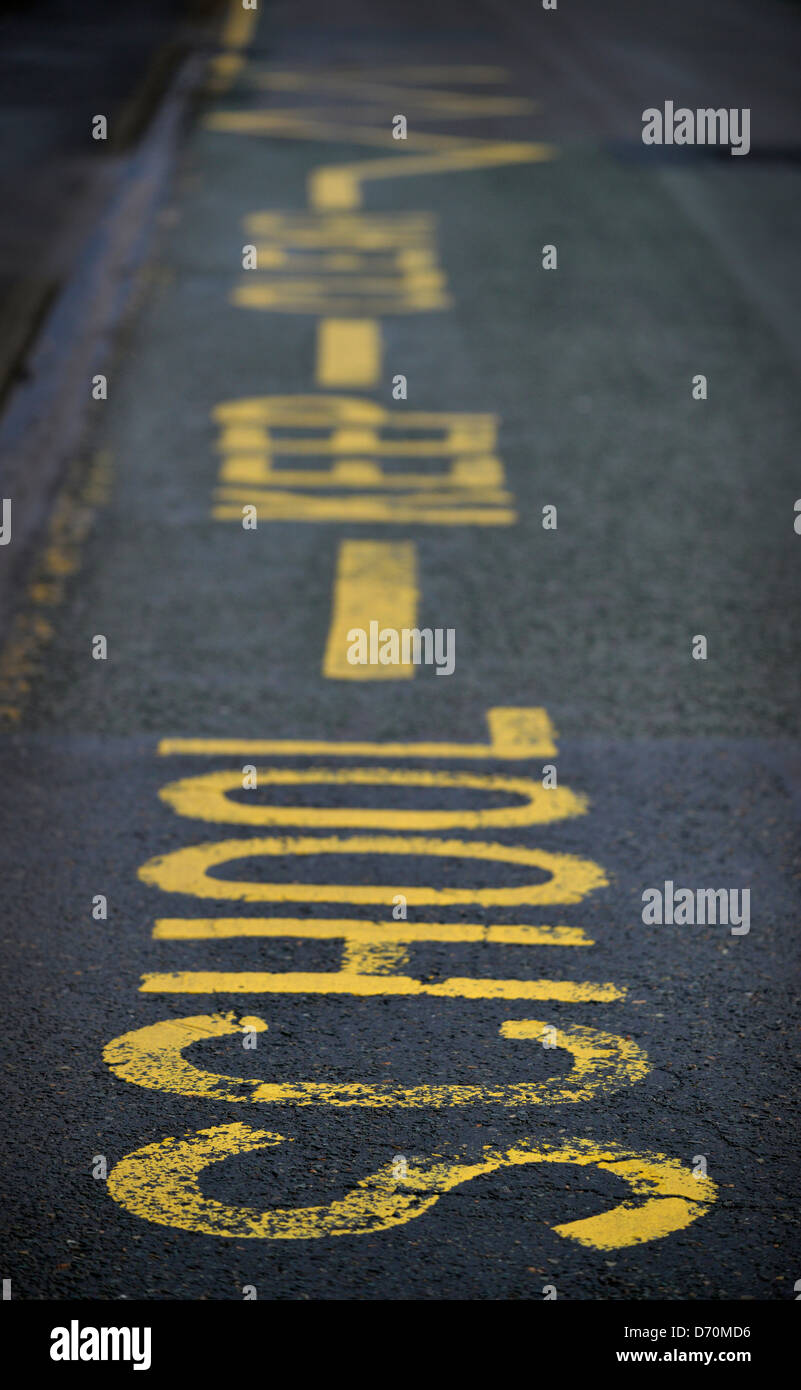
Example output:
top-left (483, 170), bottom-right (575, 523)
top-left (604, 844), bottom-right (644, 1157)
top-left (107, 1125), bottom-right (715, 1244)
top-left (206, 0), bottom-right (259, 95)
top-left (316, 319), bottom-right (381, 387)
top-left (323, 540), bottom-right (418, 680)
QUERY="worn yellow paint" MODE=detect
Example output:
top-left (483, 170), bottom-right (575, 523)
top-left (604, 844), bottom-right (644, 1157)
top-left (153, 919), bottom-right (593, 947)
top-left (157, 705), bottom-right (557, 759)
top-left (323, 541), bottom-right (417, 680)
top-left (0, 450), bottom-right (111, 724)
top-left (157, 766), bottom-right (586, 829)
top-left (106, 1121), bottom-right (432, 1238)
top-left (153, 917), bottom-right (593, 976)
top-left (139, 972), bottom-right (621, 1002)
top-left (341, 937), bottom-right (407, 974)
top-left (316, 319), bottom-right (381, 387)
top-left (212, 493), bottom-right (515, 525)
top-left (138, 833), bottom-right (606, 906)
top-left (104, 1012), bottom-right (643, 1107)
top-left (107, 1126), bottom-right (711, 1246)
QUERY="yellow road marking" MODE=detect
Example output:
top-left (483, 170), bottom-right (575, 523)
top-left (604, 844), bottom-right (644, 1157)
top-left (316, 319), bottom-right (381, 386)
top-left (210, 393), bottom-right (516, 525)
top-left (156, 767), bottom-right (587, 829)
top-left (153, 918), bottom-right (593, 979)
top-left (485, 707), bottom-right (556, 758)
top-left (104, 1013), bottom-right (643, 1106)
top-left (212, 494), bottom-right (515, 524)
top-left (320, 66), bottom-right (512, 82)
top-left (154, 919), bottom-right (593, 946)
top-left (138, 833), bottom-right (607, 906)
top-left (213, 393), bottom-right (497, 445)
top-left (236, 217), bottom-right (449, 314)
top-left (108, 1124), bottom-right (715, 1243)
top-left (0, 450), bottom-right (111, 724)
top-left (233, 277), bottom-right (448, 314)
top-left (157, 704), bottom-right (557, 758)
top-left (206, 112), bottom-right (542, 155)
top-left (139, 972), bottom-right (621, 1002)
top-left (206, 0), bottom-right (259, 97)
top-left (323, 540), bottom-right (418, 680)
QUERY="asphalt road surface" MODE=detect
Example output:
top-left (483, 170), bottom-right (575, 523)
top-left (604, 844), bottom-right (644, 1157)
top-left (1, 0), bottom-right (800, 1301)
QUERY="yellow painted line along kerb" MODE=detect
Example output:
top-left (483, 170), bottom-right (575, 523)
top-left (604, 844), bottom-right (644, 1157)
top-left (323, 539), bottom-right (418, 680)
top-left (206, 0), bottom-right (259, 98)
top-left (107, 1124), bottom-right (717, 1244)
top-left (157, 705), bottom-right (558, 758)
top-left (315, 319), bottom-right (381, 387)
top-left (0, 450), bottom-right (112, 725)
